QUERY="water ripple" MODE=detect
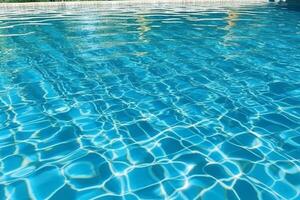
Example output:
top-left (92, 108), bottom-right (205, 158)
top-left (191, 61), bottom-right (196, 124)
top-left (0, 1), bottom-right (300, 200)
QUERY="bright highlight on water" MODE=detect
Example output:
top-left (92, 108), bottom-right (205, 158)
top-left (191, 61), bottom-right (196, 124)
top-left (0, 1), bottom-right (300, 200)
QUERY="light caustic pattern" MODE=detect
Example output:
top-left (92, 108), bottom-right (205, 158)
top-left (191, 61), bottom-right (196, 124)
top-left (0, 2), bottom-right (300, 200)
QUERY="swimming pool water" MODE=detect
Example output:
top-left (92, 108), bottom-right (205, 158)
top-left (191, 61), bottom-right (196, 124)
top-left (0, 1), bottom-right (300, 200)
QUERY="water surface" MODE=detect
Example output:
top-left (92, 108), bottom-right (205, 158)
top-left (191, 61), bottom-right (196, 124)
top-left (0, 1), bottom-right (300, 200)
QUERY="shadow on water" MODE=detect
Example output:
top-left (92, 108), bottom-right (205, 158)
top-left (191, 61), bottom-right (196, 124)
top-left (277, 0), bottom-right (300, 11)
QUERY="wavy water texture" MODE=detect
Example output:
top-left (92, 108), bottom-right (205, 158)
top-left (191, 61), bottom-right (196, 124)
top-left (0, 1), bottom-right (300, 200)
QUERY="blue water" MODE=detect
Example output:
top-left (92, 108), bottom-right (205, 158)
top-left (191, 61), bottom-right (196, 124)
top-left (0, 1), bottom-right (300, 200)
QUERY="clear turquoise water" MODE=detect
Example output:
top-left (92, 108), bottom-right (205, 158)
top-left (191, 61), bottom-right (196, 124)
top-left (0, 2), bottom-right (300, 200)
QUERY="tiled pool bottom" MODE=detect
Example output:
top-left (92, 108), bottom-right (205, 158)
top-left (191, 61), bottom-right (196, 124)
top-left (0, 1), bottom-right (300, 200)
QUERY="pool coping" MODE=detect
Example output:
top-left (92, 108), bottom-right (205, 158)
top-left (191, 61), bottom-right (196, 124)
top-left (0, 0), bottom-right (269, 8)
